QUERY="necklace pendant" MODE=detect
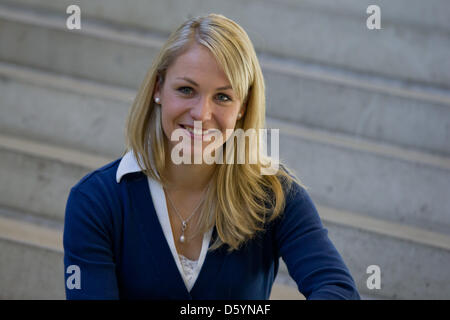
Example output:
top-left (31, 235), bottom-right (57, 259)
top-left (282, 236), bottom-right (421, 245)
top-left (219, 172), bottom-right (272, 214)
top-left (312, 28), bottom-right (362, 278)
top-left (179, 234), bottom-right (185, 243)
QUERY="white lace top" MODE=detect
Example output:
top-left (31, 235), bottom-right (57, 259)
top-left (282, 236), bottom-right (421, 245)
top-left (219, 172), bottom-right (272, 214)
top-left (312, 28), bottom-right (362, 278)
top-left (178, 254), bottom-right (199, 289)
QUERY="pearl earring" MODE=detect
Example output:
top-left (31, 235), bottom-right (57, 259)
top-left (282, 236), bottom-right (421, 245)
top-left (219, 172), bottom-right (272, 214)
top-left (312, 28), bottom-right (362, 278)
top-left (154, 97), bottom-right (160, 104)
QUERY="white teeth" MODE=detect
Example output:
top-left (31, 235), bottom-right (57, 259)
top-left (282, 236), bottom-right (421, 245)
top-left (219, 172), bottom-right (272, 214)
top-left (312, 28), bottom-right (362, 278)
top-left (184, 126), bottom-right (197, 134)
top-left (204, 129), bottom-right (217, 135)
top-left (183, 126), bottom-right (216, 135)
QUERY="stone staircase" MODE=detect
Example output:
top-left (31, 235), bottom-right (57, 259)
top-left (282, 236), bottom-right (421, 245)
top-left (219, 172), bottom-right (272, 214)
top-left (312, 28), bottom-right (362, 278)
top-left (0, 0), bottom-right (449, 299)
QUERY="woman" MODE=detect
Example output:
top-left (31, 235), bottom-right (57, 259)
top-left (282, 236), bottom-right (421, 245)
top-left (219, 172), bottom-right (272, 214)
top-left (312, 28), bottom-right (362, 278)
top-left (63, 13), bottom-right (360, 300)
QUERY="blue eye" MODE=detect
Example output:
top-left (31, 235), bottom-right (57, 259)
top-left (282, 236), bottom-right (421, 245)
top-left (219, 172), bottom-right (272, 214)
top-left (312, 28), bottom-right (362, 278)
top-left (217, 93), bottom-right (232, 102)
top-left (177, 87), bottom-right (232, 103)
top-left (178, 87), bottom-right (193, 95)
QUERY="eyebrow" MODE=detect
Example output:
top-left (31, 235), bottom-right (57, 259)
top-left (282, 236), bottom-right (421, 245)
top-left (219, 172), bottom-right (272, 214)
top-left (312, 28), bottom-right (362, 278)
top-left (176, 77), bottom-right (233, 91)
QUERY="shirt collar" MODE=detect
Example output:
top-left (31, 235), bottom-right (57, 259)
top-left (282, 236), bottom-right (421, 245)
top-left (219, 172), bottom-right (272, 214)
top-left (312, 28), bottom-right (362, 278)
top-left (116, 150), bottom-right (159, 183)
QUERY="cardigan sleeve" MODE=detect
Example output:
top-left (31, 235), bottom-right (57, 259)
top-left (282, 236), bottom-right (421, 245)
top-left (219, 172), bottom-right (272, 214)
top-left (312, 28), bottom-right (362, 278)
top-left (273, 181), bottom-right (360, 300)
top-left (63, 186), bottom-right (119, 300)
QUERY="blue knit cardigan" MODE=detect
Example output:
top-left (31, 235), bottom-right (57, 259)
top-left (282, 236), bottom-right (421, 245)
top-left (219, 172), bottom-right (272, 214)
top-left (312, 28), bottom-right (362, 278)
top-left (63, 158), bottom-right (360, 300)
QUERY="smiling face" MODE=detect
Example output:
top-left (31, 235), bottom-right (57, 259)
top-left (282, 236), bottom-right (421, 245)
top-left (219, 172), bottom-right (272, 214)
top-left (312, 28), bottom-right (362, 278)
top-left (154, 42), bottom-right (245, 160)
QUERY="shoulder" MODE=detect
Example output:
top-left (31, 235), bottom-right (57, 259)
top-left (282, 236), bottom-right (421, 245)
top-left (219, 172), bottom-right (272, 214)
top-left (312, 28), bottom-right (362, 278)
top-left (285, 180), bottom-right (310, 207)
top-left (275, 163), bottom-right (311, 210)
top-left (64, 158), bottom-right (125, 240)
top-left (67, 157), bottom-right (124, 217)
top-left (71, 158), bottom-right (122, 196)
top-left (272, 171), bottom-right (322, 235)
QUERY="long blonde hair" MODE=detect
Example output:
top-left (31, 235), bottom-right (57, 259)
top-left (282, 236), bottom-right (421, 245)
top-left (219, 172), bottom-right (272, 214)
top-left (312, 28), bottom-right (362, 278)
top-left (124, 13), bottom-right (306, 252)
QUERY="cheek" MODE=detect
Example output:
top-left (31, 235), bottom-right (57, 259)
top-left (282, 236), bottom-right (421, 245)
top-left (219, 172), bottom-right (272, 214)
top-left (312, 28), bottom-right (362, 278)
top-left (161, 98), bottom-right (185, 130)
top-left (217, 111), bottom-right (239, 141)
top-left (215, 107), bottom-right (238, 127)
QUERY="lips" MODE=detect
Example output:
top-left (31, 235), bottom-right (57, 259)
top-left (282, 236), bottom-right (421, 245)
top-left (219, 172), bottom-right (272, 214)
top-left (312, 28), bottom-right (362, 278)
top-left (179, 124), bottom-right (218, 136)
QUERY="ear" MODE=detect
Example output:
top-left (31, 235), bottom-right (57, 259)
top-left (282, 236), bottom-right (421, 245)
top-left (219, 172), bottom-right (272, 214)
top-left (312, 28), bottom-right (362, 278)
top-left (240, 86), bottom-right (252, 117)
top-left (153, 74), bottom-right (163, 99)
top-left (239, 106), bottom-right (246, 119)
top-left (239, 98), bottom-right (248, 118)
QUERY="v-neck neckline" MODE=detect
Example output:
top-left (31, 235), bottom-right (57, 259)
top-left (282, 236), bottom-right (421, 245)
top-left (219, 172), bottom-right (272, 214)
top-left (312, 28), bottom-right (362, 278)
top-left (125, 173), bottom-right (229, 299)
top-left (148, 174), bottom-right (213, 292)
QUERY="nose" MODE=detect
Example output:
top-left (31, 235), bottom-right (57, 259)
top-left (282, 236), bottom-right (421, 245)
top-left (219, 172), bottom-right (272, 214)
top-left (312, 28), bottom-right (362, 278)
top-left (190, 96), bottom-right (212, 121)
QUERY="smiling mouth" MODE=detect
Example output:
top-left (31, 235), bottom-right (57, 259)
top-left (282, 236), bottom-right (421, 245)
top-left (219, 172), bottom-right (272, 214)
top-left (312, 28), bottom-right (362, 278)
top-left (179, 124), bottom-right (219, 136)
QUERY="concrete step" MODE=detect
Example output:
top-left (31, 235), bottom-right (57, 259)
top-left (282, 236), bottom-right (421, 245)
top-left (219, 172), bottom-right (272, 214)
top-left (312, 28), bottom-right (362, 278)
top-left (276, 197), bottom-right (450, 299)
top-left (0, 6), bottom-right (162, 89)
top-left (4, 0), bottom-right (450, 32)
top-left (0, 135), bottom-right (108, 222)
top-left (278, 0), bottom-right (450, 32)
top-left (277, 214), bottom-right (450, 299)
top-left (1, 0), bottom-right (449, 88)
top-left (264, 58), bottom-right (450, 157)
top-left (270, 118), bottom-right (450, 235)
top-left (0, 62), bottom-right (131, 158)
top-left (0, 206), bottom-right (64, 299)
top-left (1, 202), bottom-right (449, 299)
top-left (323, 218), bottom-right (450, 299)
top-left (2, 35), bottom-right (450, 158)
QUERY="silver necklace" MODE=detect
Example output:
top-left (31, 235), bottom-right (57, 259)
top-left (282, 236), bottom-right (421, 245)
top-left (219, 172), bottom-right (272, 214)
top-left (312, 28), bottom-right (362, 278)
top-left (165, 182), bottom-right (211, 243)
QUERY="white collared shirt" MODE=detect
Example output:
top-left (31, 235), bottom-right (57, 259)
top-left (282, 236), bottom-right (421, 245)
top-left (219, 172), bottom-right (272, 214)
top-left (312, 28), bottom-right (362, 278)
top-left (116, 150), bottom-right (213, 292)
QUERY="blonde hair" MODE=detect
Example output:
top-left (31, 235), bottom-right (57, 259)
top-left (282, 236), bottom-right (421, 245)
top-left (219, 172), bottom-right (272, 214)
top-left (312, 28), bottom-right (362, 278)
top-left (124, 13), bottom-right (306, 252)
